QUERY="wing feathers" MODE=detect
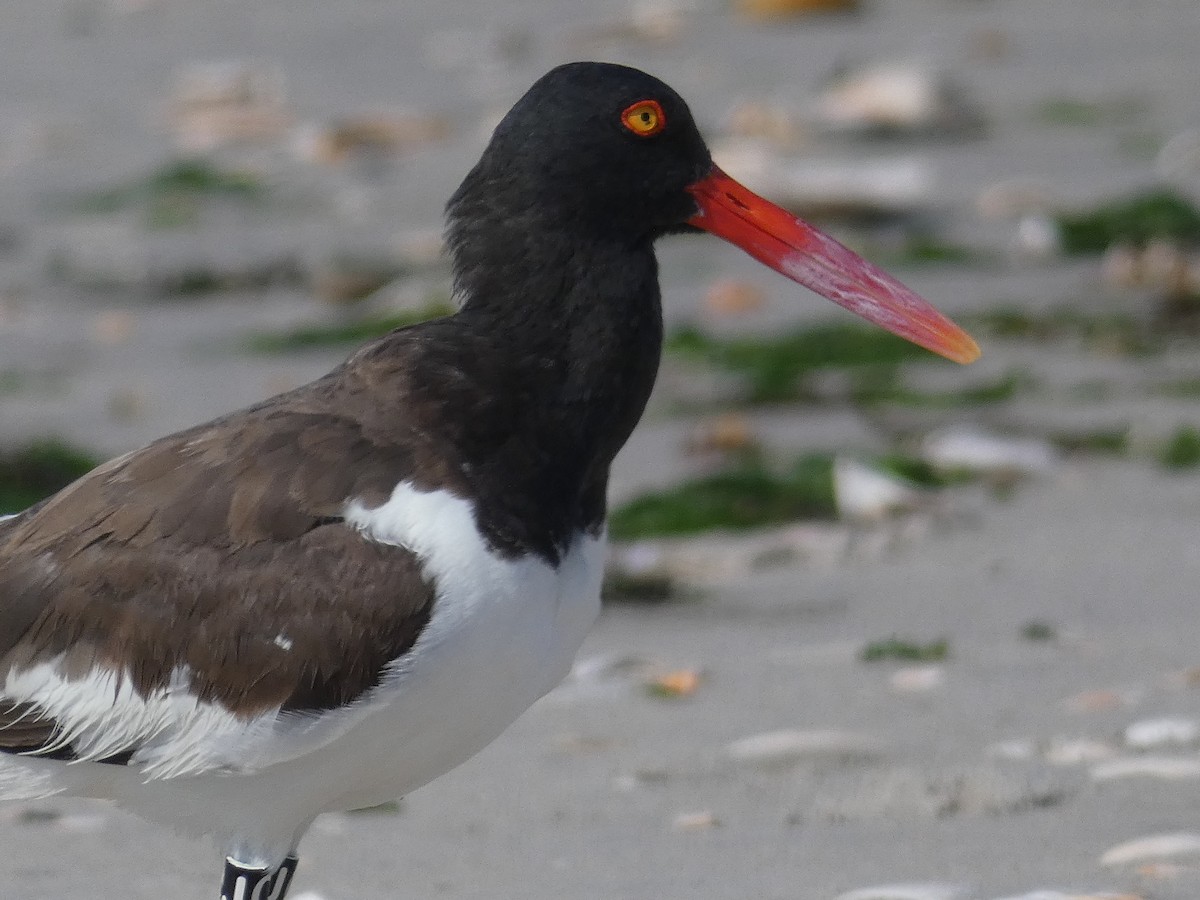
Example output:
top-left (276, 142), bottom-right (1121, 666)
top-left (0, 375), bottom-right (444, 778)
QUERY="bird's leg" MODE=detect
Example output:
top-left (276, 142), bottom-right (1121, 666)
top-left (220, 855), bottom-right (298, 900)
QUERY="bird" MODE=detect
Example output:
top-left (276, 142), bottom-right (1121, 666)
top-left (0, 61), bottom-right (979, 900)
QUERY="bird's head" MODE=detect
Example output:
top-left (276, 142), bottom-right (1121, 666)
top-left (449, 61), bottom-right (980, 364)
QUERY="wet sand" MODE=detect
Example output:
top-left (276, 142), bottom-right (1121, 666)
top-left (2, 2), bottom-right (1200, 898)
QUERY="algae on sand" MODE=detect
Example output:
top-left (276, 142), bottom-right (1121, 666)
top-left (666, 322), bottom-right (931, 404)
top-left (1054, 189), bottom-right (1200, 255)
top-left (0, 439), bottom-right (100, 515)
top-left (608, 455), bottom-right (838, 539)
top-left (246, 303), bottom-right (453, 353)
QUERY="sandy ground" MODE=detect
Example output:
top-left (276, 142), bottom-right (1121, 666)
top-left (2, 1), bottom-right (1200, 899)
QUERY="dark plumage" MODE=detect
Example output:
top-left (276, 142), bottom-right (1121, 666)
top-left (0, 61), bottom-right (976, 899)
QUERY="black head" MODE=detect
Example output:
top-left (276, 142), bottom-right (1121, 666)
top-left (447, 62), bottom-right (712, 246)
top-left (445, 62), bottom-right (982, 366)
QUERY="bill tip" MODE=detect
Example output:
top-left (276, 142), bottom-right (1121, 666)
top-left (945, 333), bottom-right (982, 365)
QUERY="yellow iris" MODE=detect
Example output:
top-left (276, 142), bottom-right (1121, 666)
top-left (621, 100), bottom-right (666, 137)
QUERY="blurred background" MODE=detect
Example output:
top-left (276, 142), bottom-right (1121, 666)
top-left (3, 2), bottom-right (1200, 899)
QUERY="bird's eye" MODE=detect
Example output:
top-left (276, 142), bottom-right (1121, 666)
top-left (621, 99), bottom-right (666, 137)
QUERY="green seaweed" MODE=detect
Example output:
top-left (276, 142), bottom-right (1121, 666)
top-left (0, 370), bottom-right (26, 395)
top-left (608, 455), bottom-right (837, 540)
top-left (0, 439), bottom-right (100, 515)
top-left (666, 322), bottom-right (932, 404)
top-left (1156, 377), bottom-right (1200, 399)
top-left (81, 158), bottom-right (264, 210)
top-left (1049, 428), bottom-right (1129, 457)
top-left (1160, 425), bottom-right (1200, 469)
top-left (1033, 97), bottom-right (1142, 127)
top-left (967, 306), bottom-right (1152, 356)
top-left (851, 371), bottom-right (1028, 408)
top-left (861, 636), bottom-right (950, 663)
top-left (873, 453), bottom-right (975, 488)
top-left (1020, 620), bottom-right (1058, 642)
top-left (246, 303), bottom-right (453, 353)
top-left (78, 158), bottom-right (266, 228)
top-left (1055, 189), bottom-right (1200, 255)
top-left (881, 234), bottom-right (982, 268)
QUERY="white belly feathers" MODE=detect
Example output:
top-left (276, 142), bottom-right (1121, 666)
top-left (0, 481), bottom-right (605, 841)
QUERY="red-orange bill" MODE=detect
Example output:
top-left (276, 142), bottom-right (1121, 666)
top-left (686, 165), bottom-right (980, 365)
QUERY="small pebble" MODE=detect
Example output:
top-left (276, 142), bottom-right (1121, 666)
top-left (567, 653), bottom-right (657, 686)
top-left (818, 762), bottom-right (1079, 821)
top-left (1063, 690), bottom-right (1132, 714)
top-left (1100, 832), bottom-right (1200, 867)
top-left (91, 309), bottom-right (135, 344)
top-left (889, 665), bottom-right (945, 693)
top-left (1124, 717), bottom-right (1200, 750)
top-left (1090, 756), bottom-right (1200, 782)
top-left (708, 140), bottom-right (932, 221)
top-left (704, 277), bottom-right (765, 316)
top-left (1044, 738), bottom-right (1115, 766)
top-left (685, 413), bottom-right (758, 455)
top-left (735, 0), bottom-right (858, 21)
top-left (1099, 241), bottom-right (1200, 294)
top-left (303, 112), bottom-right (450, 165)
top-left (646, 668), bottom-right (703, 698)
top-left (606, 522), bottom-right (855, 586)
top-left (1132, 861), bottom-right (1184, 880)
top-left (814, 61), bottom-right (984, 137)
top-left (168, 60), bottom-right (291, 152)
top-left (610, 774), bottom-right (641, 793)
top-left (671, 810), bottom-right (719, 831)
top-left (976, 178), bottom-right (1059, 219)
top-left (923, 428), bottom-right (1056, 478)
top-left (1157, 127), bottom-right (1200, 179)
top-left (988, 738), bottom-right (1038, 761)
top-left (834, 457), bottom-right (924, 522)
top-left (725, 728), bottom-right (884, 769)
top-left (550, 653), bottom-right (661, 703)
top-left (392, 229), bottom-right (447, 269)
top-left (1015, 213), bottom-right (1061, 258)
top-left (1101, 243), bottom-right (1142, 289)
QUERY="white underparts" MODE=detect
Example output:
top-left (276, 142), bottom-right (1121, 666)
top-left (0, 481), bottom-right (606, 862)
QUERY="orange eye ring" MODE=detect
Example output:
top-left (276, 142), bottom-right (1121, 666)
top-left (621, 99), bottom-right (667, 137)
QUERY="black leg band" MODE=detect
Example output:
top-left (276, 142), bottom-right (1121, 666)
top-left (220, 855), bottom-right (298, 900)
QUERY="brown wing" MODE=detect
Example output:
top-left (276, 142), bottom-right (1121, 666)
top-left (0, 381), bottom-right (442, 739)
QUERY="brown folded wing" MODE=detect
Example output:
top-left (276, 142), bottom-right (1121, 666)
top-left (0, 385), bottom-right (444, 763)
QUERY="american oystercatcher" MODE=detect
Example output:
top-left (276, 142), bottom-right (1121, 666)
top-left (0, 62), bottom-right (978, 899)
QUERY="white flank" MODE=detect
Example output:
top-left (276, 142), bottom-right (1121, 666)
top-left (0, 481), bottom-right (606, 865)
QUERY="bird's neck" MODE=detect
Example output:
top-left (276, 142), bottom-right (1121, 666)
top-left (446, 223), bottom-right (664, 557)
top-left (456, 229), bottom-right (664, 457)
